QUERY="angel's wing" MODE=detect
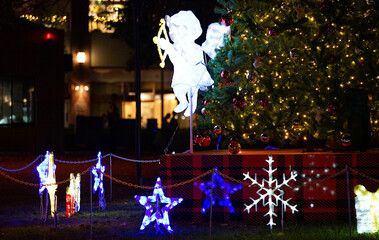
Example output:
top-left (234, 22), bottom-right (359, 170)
top-left (201, 22), bottom-right (230, 59)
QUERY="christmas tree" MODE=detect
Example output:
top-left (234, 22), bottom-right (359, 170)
top-left (197, 0), bottom-right (379, 151)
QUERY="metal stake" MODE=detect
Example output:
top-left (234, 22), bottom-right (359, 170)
top-left (110, 154), bottom-right (112, 200)
top-left (346, 165), bottom-right (352, 240)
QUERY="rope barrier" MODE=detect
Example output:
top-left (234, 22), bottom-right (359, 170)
top-left (54, 154), bottom-right (111, 164)
top-left (109, 154), bottom-right (160, 163)
top-left (101, 169), bottom-right (214, 189)
top-left (350, 167), bottom-right (379, 184)
top-left (0, 167), bottom-right (91, 187)
top-left (0, 155), bottom-right (42, 172)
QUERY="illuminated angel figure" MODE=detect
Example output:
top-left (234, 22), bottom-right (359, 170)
top-left (92, 151), bottom-right (106, 210)
top-left (36, 151), bottom-right (58, 221)
top-left (157, 10), bottom-right (229, 117)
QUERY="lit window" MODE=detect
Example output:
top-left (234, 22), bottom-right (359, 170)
top-left (0, 77), bottom-right (35, 125)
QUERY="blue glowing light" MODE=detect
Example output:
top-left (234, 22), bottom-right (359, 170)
top-left (92, 151), bottom-right (106, 209)
top-left (36, 151), bottom-right (56, 195)
top-left (195, 168), bottom-right (243, 213)
top-left (134, 177), bottom-right (183, 234)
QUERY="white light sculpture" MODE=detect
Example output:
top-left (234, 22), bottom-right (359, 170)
top-left (155, 10), bottom-right (230, 117)
top-left (244, 154), bottom-right (298, 231)
top-left (36, 151), bottom-right (57, 219)
top-left (75, 173), bottom-right (81, 212)
top-left (202, 22), bottom-right (230, 59)
top-left (92, 151), bottom-right (106, 210)
top-left (354, 184), bottom-right (379, 234)
top-left (134, 177), bottom-right (183, 234)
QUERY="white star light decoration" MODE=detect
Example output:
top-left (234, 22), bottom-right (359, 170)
top-left (244, 154), bottom-right (298, 231)
top-left (134, 177), bottom-right (183, 234)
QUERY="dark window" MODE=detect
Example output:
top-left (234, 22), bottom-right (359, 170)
top-left (0, 77), bottom-right (35, 125)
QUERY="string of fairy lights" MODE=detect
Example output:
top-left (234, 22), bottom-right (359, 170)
top-left (200, 0), bottom-right (378, 147)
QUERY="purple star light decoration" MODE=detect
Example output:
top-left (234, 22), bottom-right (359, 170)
top-left (195, 168), bottom-right (243, 213)
top-left (134, 177), bottom-right (183, 234)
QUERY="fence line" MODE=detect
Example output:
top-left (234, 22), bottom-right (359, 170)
top-left (0, 167), bottom-right (91, 187)
top-left (1, 166), bottom-right (378, 192)
top-left (0, 155), bottom-right (42, 172)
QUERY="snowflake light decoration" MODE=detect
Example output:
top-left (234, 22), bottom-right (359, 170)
top-left (243, 154), bottom-right (298, 231)
top-left (134, 177), bottom-right (183, 234)
top-left (92, 151), bottom-right (106, 210)
top-left (195, 168), bottom-right (242, 213)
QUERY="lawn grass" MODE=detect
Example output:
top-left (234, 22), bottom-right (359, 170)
top-left (1, 200), bottom-right (378, 240)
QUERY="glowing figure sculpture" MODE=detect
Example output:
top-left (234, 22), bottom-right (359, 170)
top-left (354, 184), bottom-right (379, 234)
top-left (134, 177), bottom-right (183, 234)
top-left (66, 173), bottom-right (81, 217)
top-left (36, 151), bottom-right (57, 219)
top-left (195, 168), bottom-right (242, 213)
top-left (155, 11), bottom-right (218, 117)
top-left (92, 151), bottom-right (106, 210)
top-left (75, 173), bottom-right (81, 212)
top-left (244, 154), bottom-right (298, 231)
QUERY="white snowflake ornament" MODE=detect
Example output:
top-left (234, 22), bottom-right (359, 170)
top-left (243, 154), bottom-right (298, 231)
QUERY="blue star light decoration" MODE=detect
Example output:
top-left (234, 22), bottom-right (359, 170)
top-left (92, 151), bottom-right (106, 210)
top-left (134, 177), bottom-right (183, 234)
top-left (195, 168), bottom-right (243, 213)
top-left (244, 154), bottom-right (298, 231)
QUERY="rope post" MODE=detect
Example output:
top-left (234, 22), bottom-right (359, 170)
top-left (110, 154), bottom-right (112, 201)
top-left (189, 89), bottom-right (193, 154)
top-left (281, 200), bottom-right (284, 233)
top-left (209, 168), bottom-right (215, 240)
top-left (346, 165), bottom-right (352, 240)
top-left (90, 167), bottom-right (93, 240)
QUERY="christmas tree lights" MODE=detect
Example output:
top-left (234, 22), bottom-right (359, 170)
top-left (198, 0), bottom-right (378, 149)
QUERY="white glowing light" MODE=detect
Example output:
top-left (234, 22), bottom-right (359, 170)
top-left (77, 52), bottom-right (86, 63)
top-left (354, 185), bottom-right (379, 234)
top-left (244, 154), bottom-right (298, 231)
top-left (134, 177), bottom-right (183, 234)
top-left (202, 22), bottom-right (230, 59)
top-left (75, 173), bottom-right (81, 212)
top-left (36, 151), bottom-right (57, 218)
top-left (155, 11), bottom-right (214, 117)
top-left (92, 151), bottom-right (106, 210)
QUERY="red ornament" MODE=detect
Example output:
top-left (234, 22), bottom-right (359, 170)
top-left (194, 134), bottom-right (203, 144)
top-left (221, 13), bottom-right (233, 26)
top-left (228, 80), bottom-right (236, 86)
top-left (260, 99), bottom-right (269, 108)
top-left (269, 27), bottom-right (279, 37)
top-left (327, 24), bottom-right (335, 33)
top-left (290, 48), bottom-right (299, 61)
top-left (228, 142), bottom-right (241, 154)
top-left (327, 102), bottom-right (338, 114)
top-left (341, 134), bottom-right (352, 147)
top-left (233, 96), bottom-right (246, 109)
top-left (200, 136), bottom-right (211, 147)
top-left (201, 107), bottom-right (207, 115)
top-left (293, 118), bottom-right (301, 128)
top-left (246, 70), bottom-right (258, 83)
top-left (202, 99), bottom-right (211, 107)
top-left (320, 0), bottom-right (331, 12)
top-left (260, 133), bottom-right (269, 142)
top-left (221, 70), bottom-right (230, 79)
top-left (213, 125), bottom-right (222, 135)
